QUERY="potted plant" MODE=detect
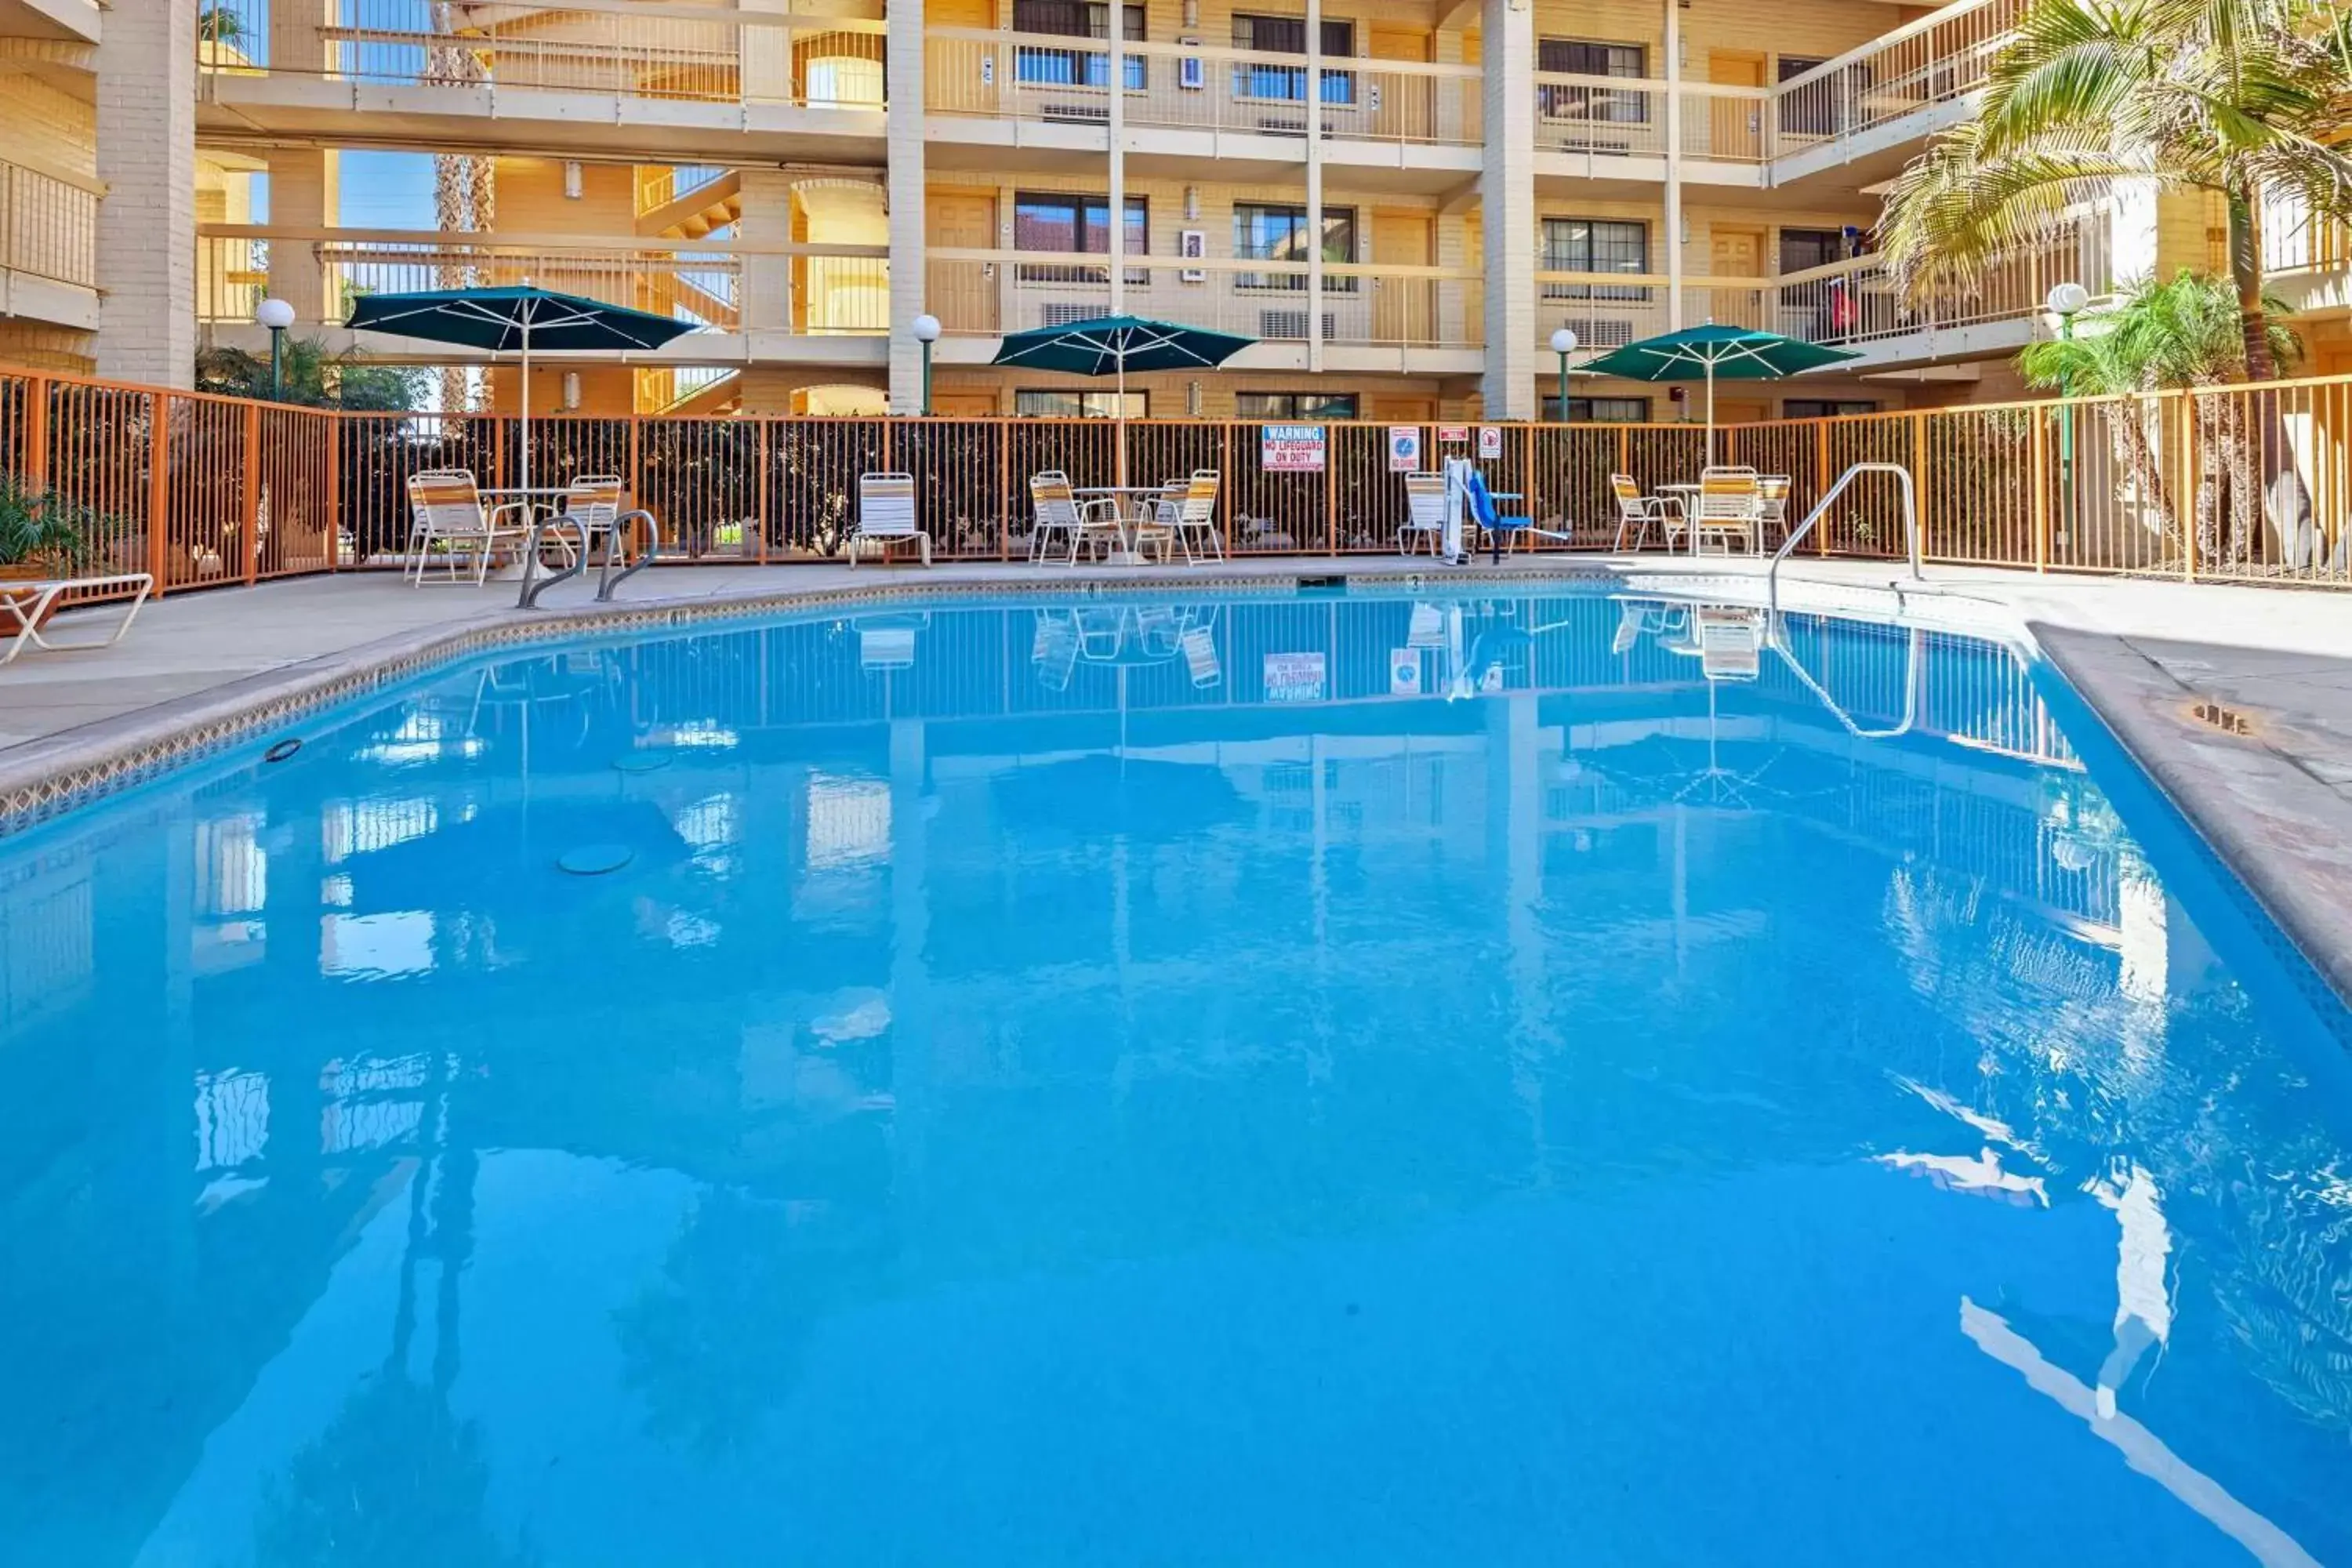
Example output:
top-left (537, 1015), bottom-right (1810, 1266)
top-left (0, 475), bottom-right (95, 630)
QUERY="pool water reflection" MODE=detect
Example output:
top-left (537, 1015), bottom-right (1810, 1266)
top-left (2, 592), bottom-right (2349, 1566)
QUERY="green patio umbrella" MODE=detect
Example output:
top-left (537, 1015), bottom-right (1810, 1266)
top-left (991, 314), bottom-right (1254, 484)
top-left (346, 285), bottom-right (695, 491)
top-left (1577, 324), bottom-right (1860, 464)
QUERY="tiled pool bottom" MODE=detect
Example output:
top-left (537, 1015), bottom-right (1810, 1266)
top-left (4, 591), bottom-right (2350, 1566)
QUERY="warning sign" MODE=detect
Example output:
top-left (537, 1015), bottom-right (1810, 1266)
top-left (1438, 423), bottom-right (1470, 445)
top-left (1260, 424), bottom-right (1327, 473)
top-left (1264, 652), bottom-right (1327, 703)
top-left (1477, 426), bottom-right (1504, 459)
top-left (1388, 425), bottom-right (1423, 472)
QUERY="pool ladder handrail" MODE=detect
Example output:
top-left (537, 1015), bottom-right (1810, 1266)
top-left (517, 508), bottom-right (662, 610)
top-left (1768, 461), bottom-right (1921, 619)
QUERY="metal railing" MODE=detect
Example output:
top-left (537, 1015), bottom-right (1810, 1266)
top-left (196, 228), bottom-right (892, 337)
top-left (7, 368), bottom-right (2352, 597)
top-left (1769, 462), bottom-right (1921, 616)
top-left (199, 0), bottom-right (887, 111)
top-left (0, 158), bottom-right (100, 292)
top-left (1773, 0), bottom-right (2024, 158)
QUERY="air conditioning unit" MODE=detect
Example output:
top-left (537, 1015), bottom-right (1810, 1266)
top-left (1043, 303), bottom-right (1105, 327)
top-left (1260, 309), bottom-right (1337, 340)
top-left (1563, 314), bottom-right (1638, 347)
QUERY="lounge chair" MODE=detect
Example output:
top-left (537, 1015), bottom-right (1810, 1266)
top-left (1171, 470), bottom-right (1224, 563)
top-left (1399, 472), bottom-right (1446, 557)
top-left (0, 572), bottom-right (154, 668)
top-left (1688, 466), bottom-right (1763, 554)
top-left (849, 472), bottom-right (931, 566)
top-left (1610, 473), bottom-right (1676, 551)
top-left (405, 469), bottom-right (532, 585)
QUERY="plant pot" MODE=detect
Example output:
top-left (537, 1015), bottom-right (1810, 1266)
top-left (0, 563), bottom-right (61, 632)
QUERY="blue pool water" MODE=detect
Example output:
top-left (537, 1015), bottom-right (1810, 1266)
top-left (3, 590), bottom-right (2350, 1566)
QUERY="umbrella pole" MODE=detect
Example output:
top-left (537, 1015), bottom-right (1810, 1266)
top-left (520, 320), bottom-right (532, 494)
top-left (1705, 359), bottom-right (1715, 468)
top-left (1116, 347), bottom-right (1128, 489)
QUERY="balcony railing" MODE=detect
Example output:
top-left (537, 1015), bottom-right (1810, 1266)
top-left (0, 158), bottom-right (100, 292)
top-left (1534, 223), bottom-right (2111, 354)
top-left (1773, 0), bottom-right (2024, 158)
top-left (2263, 192), bottom-right (2352, 277)
top-left (1530, 75), bottom-right (1771, 165)
top-left (196, 228), bottom-right (891, 337)
top-left (924, 249), bottom-right (1482, 348)
top-left (925, 30), bottom-right (1483, 147)
top-left (199, 0), bottom-right (886, 111)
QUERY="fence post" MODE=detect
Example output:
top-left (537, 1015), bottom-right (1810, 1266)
top-left (242, 401), bottom-right (262, 586)
top-left (325, 409), bottom-right (342, 574)
top-left (24, 374), bottom-right (48, 492)
top-left (1221, 422), bottom-right (1234, 547)
top-left (1813, 419), bottom-right (1830, 555)
top-left (2030, 406), bottom-right (2050, 572)
top-left (997, 420), bottom-right (1011, 561)
top-left (2176, 391), bottom-right (2195, 582)
top-left (1910, 409), bottom-right (1928, 559)
top-left (757, 418), bottom-right (771, 564)
top-left (147, 392), bottom-right (170, 595)
top-left (1325, 426), bottom-right (1338, 556)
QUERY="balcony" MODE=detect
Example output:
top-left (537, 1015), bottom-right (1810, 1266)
top-left (2263, 194), bottom-right (2352, 318)
top-left (1534, 220), bottom-right (2111, 369)
top-left (197, 0), bottom-right (884, 161)
top-left (924, 250), bottom-right (1483, 372)
top-left (924, 31), bottom-right (1481, 185)
top-left (1768, 0), bottom-right (2023, 184)
top-left (0, 157), bottom-right (99, 332)
top-left (196, 227), bottom-right (888, 364)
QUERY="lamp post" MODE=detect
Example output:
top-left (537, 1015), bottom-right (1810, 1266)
top-left (1549, 325), bottom-right (1578, 423)
top-left (2045, 281), bottom-right (2088, 541)
top-left (256, 296), bottom-right (296, 401)
top-left (911, 312), bottom-right (942, 417)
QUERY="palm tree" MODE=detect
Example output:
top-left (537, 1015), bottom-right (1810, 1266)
top-left (2017, 270), bottom-right (2301, 560)
top-left (1881, 0), bottom-right (2352, 383)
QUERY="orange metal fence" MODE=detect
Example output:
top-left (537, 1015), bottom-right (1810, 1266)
top-left (5, 368), bottom-right (2352, 596)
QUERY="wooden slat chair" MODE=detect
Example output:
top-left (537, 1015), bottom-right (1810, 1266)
top-left (552, 472), bottom-right (626, 567)
top-left (850, 472), bottom-right (931, 566)
top-left (405, 469), bottom-right (531, 586)
top-left (1756, 474), bottom-right (1793, 550)
top-left (1027, 470), bottom-right (1120, 564)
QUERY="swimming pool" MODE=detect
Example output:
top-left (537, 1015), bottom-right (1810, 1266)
top-left (4, 589), bottom-right (2349, 1565)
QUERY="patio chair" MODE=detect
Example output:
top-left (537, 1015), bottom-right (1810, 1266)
top-left (1756, 474), bottom-right (1793, 550)
top-left (1028, 470), bottom-right (1121, 564)
top-left (1610, 473), bottom-right (1676, 551)
top-left (548, 473), bottom-right (625, 568)
top-left (1032, 608), bottom-right (1081, 691)
top-left (1134, 604), bottom-right (1185, 659)
top-left (1172, 470), bottom-right (1225, 563)
top-left (1134, 481), bottom-right (1185, 564)
top-left (0, 572), bottom-right (154, 669)
top-left (405, 469), bottom-right (532, 586)
top-left (849, 472), bottom-right (931, 567)
top-left (1689, 466), bottom-right (1763, 554)
top-left (1180, 610), bottom-right (1221, 688)
top-left (857, 612), bottom-right (929, 670)
top-left (1399, 472), bottom-right (1446, 557)
top-left (1696, 606), bottom-right (1764, 681)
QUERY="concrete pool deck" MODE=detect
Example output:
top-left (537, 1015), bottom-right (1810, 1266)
top-left (5, 554), bottom-right (2350, 1007)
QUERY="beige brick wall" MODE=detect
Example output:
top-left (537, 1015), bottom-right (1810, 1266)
top-left (0, 73), bottom-right (96, 183)
top-left (96, 0), bottom-right (195, 387)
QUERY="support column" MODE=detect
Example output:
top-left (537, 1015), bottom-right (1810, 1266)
top-left (264, 150), bottom-right (339, 327)
top-left (1664, 0), bottom-right (1684, 330)
top-left (1108, 4), bottom-right (1126, 318)
top-left (1479, 0), bottom-right (1536, 418)
top-left (739, 169), bottom-right (798, 335)
top-left (885, 0), bottom-right (927, 413)
top-left (1307, 0), bottom-right (1324, 372)
top-left (96, 0), bottom-right (197, 387)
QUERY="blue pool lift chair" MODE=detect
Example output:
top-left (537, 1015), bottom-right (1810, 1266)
top-left (1460, 463), bottom-right (1571, 564)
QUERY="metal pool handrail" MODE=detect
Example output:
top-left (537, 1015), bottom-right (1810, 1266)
top-left (516, 508), bottom-right (662, 609)
top-left (1767, 618), bottom-right (1923, 739)
top-left (1769, 461), bottom-right (1921, 619)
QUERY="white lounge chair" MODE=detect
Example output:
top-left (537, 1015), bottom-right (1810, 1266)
top-left (849, 472), bottom-right (931, 566)
top-left (405, 469), bottom-right (532, 585)
top-left (1399, 472), bottom-right (1446, 557)
top-left (0, 572), bottom-right (154, 668)
top-left (1028, 470), bottom-right (1121, 564)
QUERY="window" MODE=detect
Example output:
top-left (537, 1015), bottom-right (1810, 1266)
top-left (1541, 395), bottom-right (1650, 422)
top-left (1541, 218), bottom-right (1648, 299)
top-left (1234, 202), bottom-right (1357, 292)
top-left (1537, 38), bottom-right (1648, 124)
top-left (1782, 398), bottom-right (1875, 419)
top-left (1014, 191), bottom-right (1148, 284)
top-left (1015, 390), bottom-right (1147, 418)
top-left (1231, 14), bottom-right (1356, 105)
top-left (1235, 391), bottom-right (1359, 419)
top-left (1778, 227), bottom-right (1846, 274)
top-left (1014, 0), bottom-right (1145, 93)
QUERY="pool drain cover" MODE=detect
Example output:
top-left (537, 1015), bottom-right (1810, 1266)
top-left (557, 844), bottom-right (634, 876)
